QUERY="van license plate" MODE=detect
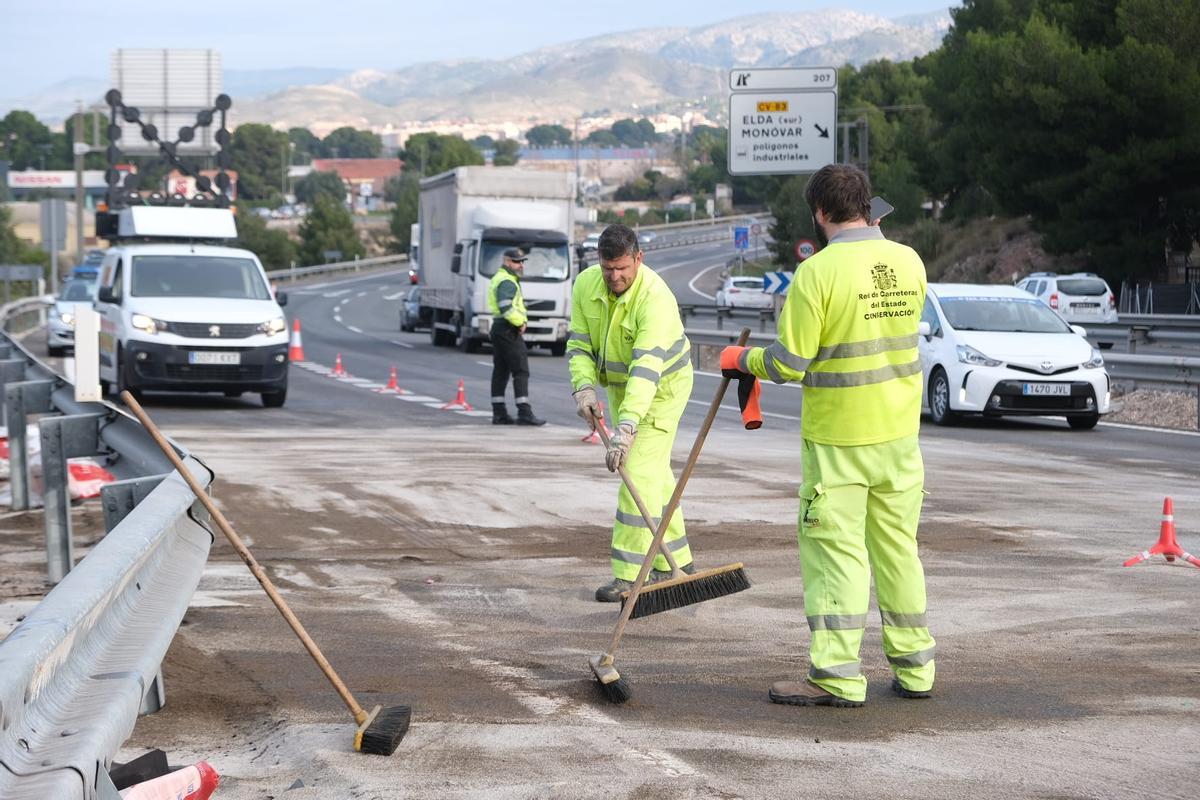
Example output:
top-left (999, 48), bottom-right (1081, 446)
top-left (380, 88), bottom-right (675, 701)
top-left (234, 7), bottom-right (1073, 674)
top-left (189, 351), bottom-right (240, 365)
top-left (1022, 383), bottom-right (1069, 396)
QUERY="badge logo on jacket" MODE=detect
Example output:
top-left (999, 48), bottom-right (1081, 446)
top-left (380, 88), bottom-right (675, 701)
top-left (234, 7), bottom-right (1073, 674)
top-left (871, 263), bottom-right (897, 292)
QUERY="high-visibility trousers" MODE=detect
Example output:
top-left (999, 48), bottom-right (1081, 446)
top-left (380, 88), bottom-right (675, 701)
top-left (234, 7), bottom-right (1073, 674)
top-left (798, 433), bottom-right (935, 702)
top-left (606, 376), bottom-right (693, 580)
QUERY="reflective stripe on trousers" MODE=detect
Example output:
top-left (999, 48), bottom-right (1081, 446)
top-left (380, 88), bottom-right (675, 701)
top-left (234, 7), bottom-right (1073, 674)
top-left (798, 434), bottom-right (935, 702)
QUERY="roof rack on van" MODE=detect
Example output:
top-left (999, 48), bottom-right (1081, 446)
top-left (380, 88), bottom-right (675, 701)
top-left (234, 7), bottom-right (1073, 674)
top-left (100, 206), bottom-right (238, 243)
top-left (1027, 271), bottom-right (1057, 277)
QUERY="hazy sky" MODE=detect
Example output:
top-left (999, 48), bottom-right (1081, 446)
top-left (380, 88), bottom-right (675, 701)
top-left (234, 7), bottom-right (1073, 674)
top-left (3, 0), bottom-right (950, 95)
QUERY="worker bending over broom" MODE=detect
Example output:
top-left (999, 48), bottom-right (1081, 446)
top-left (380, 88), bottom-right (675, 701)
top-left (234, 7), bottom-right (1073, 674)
top-left (567, 224), bottom-right (696, 602)
top-left (722, 164), bottom-right (936, 707)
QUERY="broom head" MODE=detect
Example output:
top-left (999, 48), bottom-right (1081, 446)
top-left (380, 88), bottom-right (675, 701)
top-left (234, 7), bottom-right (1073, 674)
top-left (589, 654), bottom-right (632, 704)
top-left (620, 563), bottom-right (750, 619)
top-left (354, 704), bottom-right (412, 755)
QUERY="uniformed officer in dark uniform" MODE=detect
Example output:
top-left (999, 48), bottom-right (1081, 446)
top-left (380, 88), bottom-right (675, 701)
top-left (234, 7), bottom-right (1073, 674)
top-left (487, 248), bottom-right (545, 426)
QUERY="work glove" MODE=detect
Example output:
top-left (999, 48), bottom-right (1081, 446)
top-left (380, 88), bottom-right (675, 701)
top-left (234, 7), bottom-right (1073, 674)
top-left (605, 422), bottom-right (636, 473)
top-left (720, 346), bottom-right (763, 430)
top-left (573, 386), bottom-right (602, 430)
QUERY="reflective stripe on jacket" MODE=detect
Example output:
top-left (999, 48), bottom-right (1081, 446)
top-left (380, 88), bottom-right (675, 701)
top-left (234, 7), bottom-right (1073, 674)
top-left (487, 267), bottom-right (527, 327)
top-left (745, 226), bottom-right (927, 446)
top-left (567, 264), bottom-right (691, 428)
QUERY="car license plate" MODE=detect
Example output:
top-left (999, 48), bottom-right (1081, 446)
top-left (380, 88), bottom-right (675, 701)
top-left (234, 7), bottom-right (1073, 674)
top-left (189, 351), bottom-right (240, 365)
top-left (1022, 382), bottom-right (1069, 396)
top-left (1071, 303), bottom-right (1100, 311)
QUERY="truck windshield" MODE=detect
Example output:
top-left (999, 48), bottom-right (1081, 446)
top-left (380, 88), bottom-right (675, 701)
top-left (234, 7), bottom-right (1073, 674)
top-left (479, 242), bottom-right (569, 282)
top-left (130, 255), bottom-right (271, 299)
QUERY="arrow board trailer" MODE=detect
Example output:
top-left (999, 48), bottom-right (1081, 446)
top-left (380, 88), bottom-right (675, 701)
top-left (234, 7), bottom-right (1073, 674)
top-left (728, 67), bottom-right (838, 176)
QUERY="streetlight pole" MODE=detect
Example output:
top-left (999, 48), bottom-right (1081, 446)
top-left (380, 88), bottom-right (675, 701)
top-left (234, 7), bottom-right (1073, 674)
top-left (74, 102), bottom-right (85, 260)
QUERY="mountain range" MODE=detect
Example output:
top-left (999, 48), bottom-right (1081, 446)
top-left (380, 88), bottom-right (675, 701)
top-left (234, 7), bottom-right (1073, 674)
top-left (3, 8), bottom-right (951, 130)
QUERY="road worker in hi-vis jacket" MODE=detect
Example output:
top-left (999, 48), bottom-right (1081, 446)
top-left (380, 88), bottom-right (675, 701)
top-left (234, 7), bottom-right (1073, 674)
top-left (566, 224), bottom-right (696, 602)
top-left (723, 164), bottom-right (936, 708)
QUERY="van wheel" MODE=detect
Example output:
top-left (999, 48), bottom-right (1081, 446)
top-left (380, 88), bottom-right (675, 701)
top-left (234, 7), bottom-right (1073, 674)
top-left (928, 368), bottom-right (957, 426)
top-left (261, 387), bottom-right (287, 408)
top-left (116, 347), bottom-right (142, 404)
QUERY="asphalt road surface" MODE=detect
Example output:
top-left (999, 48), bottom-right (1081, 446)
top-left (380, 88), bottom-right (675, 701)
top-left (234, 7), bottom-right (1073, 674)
top-left (10, 256), bottom-right (1200, 799)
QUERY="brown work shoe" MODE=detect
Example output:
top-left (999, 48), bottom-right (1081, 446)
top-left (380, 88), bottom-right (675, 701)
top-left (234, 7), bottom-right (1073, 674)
top-left (768, 680), bottom-right (864, 708)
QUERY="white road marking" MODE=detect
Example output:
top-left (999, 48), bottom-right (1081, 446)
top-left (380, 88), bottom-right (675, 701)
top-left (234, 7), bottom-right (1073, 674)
top-left (391, 339), bottom-right (414, 349)
top-left (347, 325), bottom-right (363, 333)
top-left (333, 314), bottom-right (342, 323)
top-left (356, 291), bottom-right (368, 297)
top-left (383, 291), bottom-right (407, 300)
top-left (322, 289), bottom-right (352, 298)
top-left (458, 409), bottom-right (493, 417)
top-left (423, 402), bottom-right (446, 409)
top-left (686, 262), bottom-right (722, 301)
top-left (475, 360), bottom-right (492, 367)
top-left (688, 398), bottom-right (800, 421)
top-left (1098, 421), bottom-right (1200, 438)
top-left (398, 394), bottom-right (440, 403)
top-left (300, 269), bottom-right (407, 291)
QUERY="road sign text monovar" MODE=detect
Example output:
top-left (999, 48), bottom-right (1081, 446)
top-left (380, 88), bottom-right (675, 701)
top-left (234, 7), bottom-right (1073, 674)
top-left (728, 67), bottom-right (838, 176)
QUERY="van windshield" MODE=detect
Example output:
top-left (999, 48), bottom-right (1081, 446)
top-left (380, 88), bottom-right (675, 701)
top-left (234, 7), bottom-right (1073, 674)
top-left (479, 241), bottom-right (569, 282)
top-left (130, 255), bottom-right (271, 299)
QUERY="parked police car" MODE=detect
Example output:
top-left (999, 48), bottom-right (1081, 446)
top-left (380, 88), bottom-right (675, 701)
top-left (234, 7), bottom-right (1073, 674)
top-left (93, 206), bottom-right (290, 407)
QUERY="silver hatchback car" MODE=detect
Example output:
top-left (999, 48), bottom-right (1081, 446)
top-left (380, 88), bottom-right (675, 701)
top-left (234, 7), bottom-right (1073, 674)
top-left (1017, 272), bottom-right (1118, 325)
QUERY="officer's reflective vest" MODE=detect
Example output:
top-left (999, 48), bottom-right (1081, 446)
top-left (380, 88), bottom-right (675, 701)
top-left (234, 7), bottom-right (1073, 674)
top-left (488, 267), bottom-right (526, 327)
top-left (745, 226), bottom-right (927, 446)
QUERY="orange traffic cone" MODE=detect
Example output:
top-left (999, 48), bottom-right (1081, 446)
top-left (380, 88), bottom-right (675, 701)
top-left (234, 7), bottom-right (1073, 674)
top-left (440, 379), bottom-right (473, 411)
top-left (288, 319), bottom-right (305, 361)
top-left (1123, 497), bottom-right (1200, 569)
top-left (330, 353), bottom-right (348, 378)
top-left (375, 365), bottom-right (406, 394)
top-left (582, 401), bottom-right (614, 444)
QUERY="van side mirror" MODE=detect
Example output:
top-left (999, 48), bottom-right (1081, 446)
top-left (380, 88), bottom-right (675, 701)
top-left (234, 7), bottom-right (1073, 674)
top-left (450, 255), bottom-right (461, 274)
top-left (918, 321), bottom-right (932, 338)
top-left (97, 286), bottom-right (116, 304)
top-left (275, 291), bottom-right (288, 307)
top-left (1070, 324), bottom-right (1087, 338)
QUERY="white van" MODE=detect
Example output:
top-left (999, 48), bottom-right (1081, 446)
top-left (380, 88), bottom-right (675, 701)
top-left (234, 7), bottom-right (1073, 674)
top-left (93, 207), bottom-right (290, 407)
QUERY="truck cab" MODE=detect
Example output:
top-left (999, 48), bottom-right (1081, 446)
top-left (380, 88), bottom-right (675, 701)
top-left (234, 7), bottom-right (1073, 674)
top-left (93, 206), bottom-right (290, 407)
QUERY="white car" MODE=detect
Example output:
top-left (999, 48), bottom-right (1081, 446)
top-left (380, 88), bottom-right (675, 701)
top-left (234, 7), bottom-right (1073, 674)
top-left (919, 283), bottom-right (1110, 430)
top-left (581, 233), bottom-right (601, 252)
top-left (1016, 272), bottom-right (1118, 324)
top-left (46, 279), bottom-right (96, 356)
top-left (716, 275), bottom-right (774, 310)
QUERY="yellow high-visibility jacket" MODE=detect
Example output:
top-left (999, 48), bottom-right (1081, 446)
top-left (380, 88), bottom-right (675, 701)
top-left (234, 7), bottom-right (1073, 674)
top-left (742, 226), bottom-right (927, 446)
top-left (567, 264), bottom-right (691, 428)
top-left (488, 267), bottom-right (527, 327)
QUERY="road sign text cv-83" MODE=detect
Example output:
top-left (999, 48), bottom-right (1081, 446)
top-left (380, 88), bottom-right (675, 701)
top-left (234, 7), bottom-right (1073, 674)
top-left (728, 67), bottom-right (838, 176)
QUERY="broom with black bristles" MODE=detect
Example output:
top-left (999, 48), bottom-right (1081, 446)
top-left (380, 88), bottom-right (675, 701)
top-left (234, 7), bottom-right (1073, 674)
top-left (123, 391), bottom-right (411, 755)
top-left (588, 329), bottom-right (753, 703)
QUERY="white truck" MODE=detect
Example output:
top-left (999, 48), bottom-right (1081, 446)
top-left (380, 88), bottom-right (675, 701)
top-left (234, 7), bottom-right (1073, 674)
top-left (417, 167), bottom-right (576, 355)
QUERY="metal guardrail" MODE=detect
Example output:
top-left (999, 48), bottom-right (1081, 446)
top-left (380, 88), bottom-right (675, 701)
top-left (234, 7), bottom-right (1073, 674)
top-left (0, 298), bottom-right (215, 799)
top-left (265, 253), bottom-right (407, 283)
top-left (1085, 314), bottom-right (1200, 352)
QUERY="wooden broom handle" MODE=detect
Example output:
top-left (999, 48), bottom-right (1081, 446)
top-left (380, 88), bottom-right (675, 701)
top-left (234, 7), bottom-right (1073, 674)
top-left (603, 328), bottom-right (750, 657)
top-left (121, 392), bottom-right (368, 724)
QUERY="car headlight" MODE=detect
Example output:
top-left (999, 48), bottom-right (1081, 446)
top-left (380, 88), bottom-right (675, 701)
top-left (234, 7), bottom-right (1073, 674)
top-left (130, 313), bottom-right (166, 335)
top-left (59, 311), bottom-right (75, 327)
top-left (1083, 348), bottom-right (1104, 369)
top-left (258, 317), bottom-right (287, 336)
top-left (956, 344), bottom-right (1001, 367)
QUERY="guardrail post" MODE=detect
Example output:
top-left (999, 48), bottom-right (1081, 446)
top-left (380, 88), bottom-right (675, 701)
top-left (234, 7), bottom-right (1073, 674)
top-left (0, 358), bottom-right (26, 422)
top-left (39, 413), bottom-right (103, 583)
top-left (101, 474), bottom-right (169, 533)
top-left (5, 379), bottom-right (55, 511)
top-left (0, 342), bottom-right (12, 359)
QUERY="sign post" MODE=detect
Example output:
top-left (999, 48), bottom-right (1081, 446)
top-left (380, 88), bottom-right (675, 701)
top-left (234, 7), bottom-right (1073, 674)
top-left (728, 67), bottom-right (838, 177)
top-left (40, 198), bottom-right (67, 293)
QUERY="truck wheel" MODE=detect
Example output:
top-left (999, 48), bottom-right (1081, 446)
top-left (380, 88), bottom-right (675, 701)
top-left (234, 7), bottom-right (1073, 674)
top-left (261, 387), bottom-right (287, 408)
top-left (431, 325), bottom-right (454, 347)
top-left (550, 341), bottom-right (567, 357)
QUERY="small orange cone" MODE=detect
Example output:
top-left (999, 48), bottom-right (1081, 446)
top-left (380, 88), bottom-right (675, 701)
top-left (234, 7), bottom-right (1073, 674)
top-left (288, 319), bottom-right (305, 361)
top-left (582, 401), bottom-right (614, 444)
top-left (375, 365), bottom-right (406, 394)
top-left (330, 353), bottom-right (348, 378)
top-left (1123, 497), bottom-right (1200, 569)
top-left (440, 379), bottom-right (473, 411)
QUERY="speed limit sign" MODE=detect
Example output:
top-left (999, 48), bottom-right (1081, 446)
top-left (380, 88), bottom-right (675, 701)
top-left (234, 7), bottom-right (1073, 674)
top-left (795, 239), bottom-right (816, 261)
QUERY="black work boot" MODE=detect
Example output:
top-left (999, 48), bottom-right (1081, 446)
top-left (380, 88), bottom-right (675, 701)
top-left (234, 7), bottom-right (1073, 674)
top-left (595, 577), bottom-right (634, 602)
top-left (492, 403), bottom-right (514, 425)
top-left (516, 403), bottom-right (546, 426)
top-left (651, 561), bottom-right (696, 581)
